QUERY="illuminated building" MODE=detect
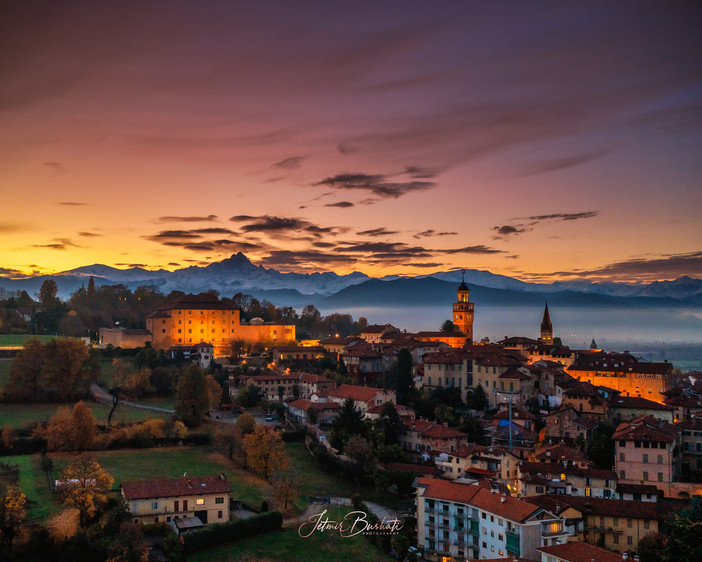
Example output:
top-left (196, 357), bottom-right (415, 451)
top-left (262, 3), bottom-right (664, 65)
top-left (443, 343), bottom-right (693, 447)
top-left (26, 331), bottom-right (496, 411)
top-left (452, 271), bottom-right (474, 344)
top-left (145, 293), bottom-right (295, 357)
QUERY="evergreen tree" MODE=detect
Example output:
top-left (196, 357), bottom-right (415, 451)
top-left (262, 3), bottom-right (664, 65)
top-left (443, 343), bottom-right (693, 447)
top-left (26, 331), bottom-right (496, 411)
top-left (174, 364), bottom-right (210, 427)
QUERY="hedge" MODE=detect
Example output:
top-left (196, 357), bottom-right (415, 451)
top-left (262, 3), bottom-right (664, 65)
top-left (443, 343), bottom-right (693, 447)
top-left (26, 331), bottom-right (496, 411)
top-left (182, 510), bottom-right (283, 554)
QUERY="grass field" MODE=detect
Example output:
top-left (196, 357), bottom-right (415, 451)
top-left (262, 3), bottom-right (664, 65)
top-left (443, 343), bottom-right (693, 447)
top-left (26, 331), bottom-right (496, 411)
top-left (0, 334), bottom-right (61, 348)
top-left (0, 454), bottom-right (60, 522)
top-left (0, 399), bottom-right (172, 429)
top-left (186, 513), bottom-right (394, 562)
top-left (50, 447), bottom-right (268, 507)
top-left (285, 442), bottom-right (407, 510)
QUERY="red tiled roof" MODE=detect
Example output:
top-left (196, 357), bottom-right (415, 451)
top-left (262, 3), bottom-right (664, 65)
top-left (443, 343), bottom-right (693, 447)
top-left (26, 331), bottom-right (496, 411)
top-left (287, 399), bottom-right (313, 411)
top-left (537, 541), bottom-right (621, 562)
top-left (326, 384), bottom-right (382, 403)
top-left (121, 476), bottom-right (230, 500)
top-left (520, 461), bottom-right (616, 480)
top-left (498, 368), bottom-right (531, 380)
top-left (534, 444), bottom-right (590, 465)
top-left (613, 415), bottom-right (679, 442)
top-left (542, 494), bottom-right (684, 520)
top-left (609, 395), bottom-right (674, 411)
top-left (421, 424), bottom-right (468, 439)
top-left (298, 373), bottom-right (333, 384)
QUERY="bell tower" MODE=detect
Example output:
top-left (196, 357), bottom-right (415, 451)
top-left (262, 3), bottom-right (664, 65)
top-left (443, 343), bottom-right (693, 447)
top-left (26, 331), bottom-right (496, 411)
top-left (540, 302), bottom-right (553, 344)
top-left (452, 269), bottom-right (474, 343)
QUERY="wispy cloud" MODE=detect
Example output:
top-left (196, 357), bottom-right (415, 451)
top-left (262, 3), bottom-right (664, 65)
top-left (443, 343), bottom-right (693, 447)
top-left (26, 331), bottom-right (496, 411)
top-left (313, 173), bottom-right (435, 199)
top-left (158, 215), bottom-right (219, 222)
top-left (57, 201), bottom-right (86, 206)
top-left (357, 228), bottom-right (400, 237)
top-left (493, 211), bottom-right (599, 239)
top-left (272, 156), bottom-right (305, 169)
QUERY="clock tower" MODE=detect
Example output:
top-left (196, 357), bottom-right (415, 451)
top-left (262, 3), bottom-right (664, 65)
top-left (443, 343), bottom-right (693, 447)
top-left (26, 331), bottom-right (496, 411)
top-left (452, 270), bottom-right (474, 343)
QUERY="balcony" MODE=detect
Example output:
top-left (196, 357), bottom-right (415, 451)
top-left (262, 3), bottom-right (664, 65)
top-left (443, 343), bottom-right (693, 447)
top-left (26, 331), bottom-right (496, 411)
top-left (506, 531), bottom-right (520, 556)
top-left (541, 523), bottom-right (564, 537)
top-left (469, 519), bottom-right (479, 536)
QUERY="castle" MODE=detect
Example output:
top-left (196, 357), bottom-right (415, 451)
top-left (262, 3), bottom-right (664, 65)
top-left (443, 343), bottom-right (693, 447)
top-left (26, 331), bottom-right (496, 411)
top-left (145, 293), bottom-right (295, 357)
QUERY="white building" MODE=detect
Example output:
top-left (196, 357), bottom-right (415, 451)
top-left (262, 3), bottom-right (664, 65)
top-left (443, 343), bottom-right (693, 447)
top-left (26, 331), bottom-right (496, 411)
top-left (414, 477), bottom-right (569, 561)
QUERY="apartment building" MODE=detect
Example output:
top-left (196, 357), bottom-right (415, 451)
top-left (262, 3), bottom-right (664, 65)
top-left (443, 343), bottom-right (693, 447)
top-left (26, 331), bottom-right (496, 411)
top-left (415, 478), bottom-right (568, 561)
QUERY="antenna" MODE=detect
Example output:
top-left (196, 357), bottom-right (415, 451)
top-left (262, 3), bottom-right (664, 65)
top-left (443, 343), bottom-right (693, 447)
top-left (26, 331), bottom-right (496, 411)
top-left (461, 268), bottom-right (465, 284)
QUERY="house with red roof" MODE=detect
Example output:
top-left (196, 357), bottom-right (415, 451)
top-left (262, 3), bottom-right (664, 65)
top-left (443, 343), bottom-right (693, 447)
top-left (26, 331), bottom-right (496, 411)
top-left (400, 417), bottom-right (469, 456)
top-left (537, 541), bottom-right (622, 562)
top-left (120, 475), bottom-right (230, 527)
top-left (316, 383), bottom-right (395, 414)
top-left (415, 477), bottom-right (568, 561)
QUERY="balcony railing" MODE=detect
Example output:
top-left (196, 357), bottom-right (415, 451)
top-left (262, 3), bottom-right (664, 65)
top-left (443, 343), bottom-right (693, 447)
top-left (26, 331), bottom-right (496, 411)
top-left (506, 531), bottom-right (520, 556)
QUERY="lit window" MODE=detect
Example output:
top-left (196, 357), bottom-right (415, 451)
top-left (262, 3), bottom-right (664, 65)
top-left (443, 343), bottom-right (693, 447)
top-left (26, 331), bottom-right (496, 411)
top-left (196, 498), bottom-right (205, 506)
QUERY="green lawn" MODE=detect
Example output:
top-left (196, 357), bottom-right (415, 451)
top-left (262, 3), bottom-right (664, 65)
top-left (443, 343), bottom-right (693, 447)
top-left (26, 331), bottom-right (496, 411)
top-left (0, 334), bottom-right (60, 348)
top-left (286, 442), bottom-right (364, 502)
top-left (50, 447), bottom-right (268, 507)
top-left (0, 400), bottom-right (172, 429)
top-left (0, 454), bottom-right (60, 522)
top-left (186, 514), bottom-right (394, 562)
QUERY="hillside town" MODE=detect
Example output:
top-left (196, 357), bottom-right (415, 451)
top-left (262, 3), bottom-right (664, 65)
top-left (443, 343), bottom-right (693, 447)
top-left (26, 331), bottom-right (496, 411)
top-left (0, 276), bottom-right (701, 562)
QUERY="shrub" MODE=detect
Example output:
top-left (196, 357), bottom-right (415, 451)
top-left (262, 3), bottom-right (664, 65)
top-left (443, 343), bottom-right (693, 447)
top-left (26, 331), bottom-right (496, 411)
top-left (181, 511), bottom-right (283, 554)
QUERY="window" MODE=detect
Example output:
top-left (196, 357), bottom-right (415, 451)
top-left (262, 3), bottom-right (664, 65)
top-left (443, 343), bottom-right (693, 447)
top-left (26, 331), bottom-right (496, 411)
top-left (215, 497), bottom-right (224, 504)
top-left (658, 455), bottom-right (663, 464)
top-left (152, 501), bottom-right (158, 510)
top-left (627, 536), bottom-right (633, 546)
top-left (644, 520), bottom-right (650, 530)
top-left (627, 518), bottom-right (632, 528)
top-left (658, 472), bottom-right (664, 482)
top-left (619, 453), bottom-right (625, 462)
top-left (643, 471), bottom-right (649, 481)
top-left (218, 510), bottom-right (223, 519)
top-left (643, 454), bottom-right (648, 464)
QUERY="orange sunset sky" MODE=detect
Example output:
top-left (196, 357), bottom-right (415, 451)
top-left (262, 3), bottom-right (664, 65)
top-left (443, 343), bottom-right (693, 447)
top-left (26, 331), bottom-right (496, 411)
top-left (1, 1), bottom-right (701, 284)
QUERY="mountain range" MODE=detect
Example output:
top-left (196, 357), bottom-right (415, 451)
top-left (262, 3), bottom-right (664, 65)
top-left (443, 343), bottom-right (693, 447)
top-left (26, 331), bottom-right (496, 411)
top-left (1, 252), bottom-right (701, 308)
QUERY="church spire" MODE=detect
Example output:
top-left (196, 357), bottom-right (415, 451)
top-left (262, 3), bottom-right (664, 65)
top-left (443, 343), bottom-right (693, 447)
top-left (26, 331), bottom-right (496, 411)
top-left (540, 301), bottom-right (553, 344)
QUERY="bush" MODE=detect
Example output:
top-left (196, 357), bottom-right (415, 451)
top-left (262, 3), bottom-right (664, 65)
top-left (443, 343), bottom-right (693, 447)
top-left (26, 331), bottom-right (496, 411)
top-left (181, 511), bottom-right (283, 554)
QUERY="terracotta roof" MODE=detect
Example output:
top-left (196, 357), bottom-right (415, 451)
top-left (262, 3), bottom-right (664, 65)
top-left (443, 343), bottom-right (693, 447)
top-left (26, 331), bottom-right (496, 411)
top-left (361, 324), bottom-right (396, 334)
top-left (616, 483), bottom-right (659, 495)
top-left (609, 395), bottom-right (674, 411)
top-left (498, 336), bottom-right (539, 346)
top-left (421, 424), bottom-right (468, 439)
top-left (568, 351), bottom-right (673, 375)
top-left (613, 415), bottom-right (679, 442)
top-left (548, 494), bottom-right (684, 520)
top-left (537, 541), bottom-right (621, 562)
top-left (498, 368), bottom-right (531, 381)
top-left (326, 384), bottom-right (383, 403)
top-left (422, 351), bottom-right (466, 364)
top-left (366, 403), bottom-right (415, 416)
top-left (534, 444), bottom-right (590, 465)
top-left (121, 476), bottom-right (230, 500)
top-left (152, 294), bottom-right (234, 312)
top-left (287, 399), bottom-right (313, 411)
top-left (298, 373), bottom-right (333, 384)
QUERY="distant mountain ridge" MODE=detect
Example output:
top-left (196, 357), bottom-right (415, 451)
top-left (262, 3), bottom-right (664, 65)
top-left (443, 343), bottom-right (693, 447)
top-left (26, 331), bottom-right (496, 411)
top-left (1, 252), bottom-right (701, 306)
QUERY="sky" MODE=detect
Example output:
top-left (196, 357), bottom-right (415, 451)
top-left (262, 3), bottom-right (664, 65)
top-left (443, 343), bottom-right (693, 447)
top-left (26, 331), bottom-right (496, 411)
top-left (1, 0), bottom-right (701, 284)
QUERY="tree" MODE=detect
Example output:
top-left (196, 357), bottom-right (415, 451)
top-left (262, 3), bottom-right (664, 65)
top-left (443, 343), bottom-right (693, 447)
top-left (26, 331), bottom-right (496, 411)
top-left (379, 401), bottom-right (401, 446)
top-left (272, 470), bottom-right (299, 513)
top-left (235, 412), bottom-right (257, 438)
top-left (662, 517), bottom-right (702, 561)
top-left (5, 338), bottom-right (45, 401)
top-left (0, 482), bottom-right (26, 549)
top-left (44, 406), bottom-right (74, 451)
top-left (306, 406), bottom-right (318, 425)
top-left (242, 425), bottom-right (289, 480)
top-left (106, 522), bottom-right (148, 562)
top-left (38, 279), bottom-right (59, 307)
top-left (468, 384), bottom-right (488, 411)
top-left (459, 413), bottom-right (485, 445)
top-left (434, 404), bottom-right (457, 426)
top-left (205, 374), bottom-right (223, 410)
top-left (59, 458), bottom-right (114, 528)
top-left (587, 423), bottom-right (616, 469)
top-left (344, 435), bottom-right (376, 474)
top-left (329, 398), bottom-right (367, 450)
top-left (440, 319), bottom-right (456, 332)
top-left (43, 338), bottom-right (94, 400)
top-left (638, 532), bottom-right (667, 562)
top-left (71, 401), bottom-right (97, 452)
top-left (174, 364), bottom-right (210, 427)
